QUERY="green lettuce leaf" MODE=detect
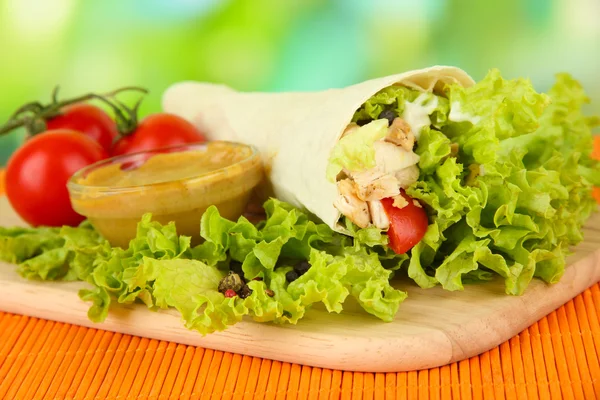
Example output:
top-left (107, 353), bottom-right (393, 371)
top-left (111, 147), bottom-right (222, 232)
top-left (0, 222), bottom-right (109, 281)
top-left (405, 69), bottom-right (599, 294)
top-left (352, 85), bottom-right (450, 127)
top-left (352, 86), bottom-right (416, 122)
top-left (0, 226), bottom-right (63, 264)
top-left (0, 198), bottom-right (407, 335)
top-left (326, 119), bottom-right (388, 181)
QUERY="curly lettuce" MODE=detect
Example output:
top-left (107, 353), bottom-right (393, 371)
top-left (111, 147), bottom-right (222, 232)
top-left (403, 69), bottom-right (600, 294)
top-left (326, 119), bottom-right (388, 181)
top-left (1, 199), bottom-right (406, 334)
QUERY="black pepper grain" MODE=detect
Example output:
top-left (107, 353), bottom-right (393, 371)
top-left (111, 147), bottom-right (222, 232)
top-left (378, 109), bottom-right (396, 125)
top-left (286, 270), bottom-right (299, 283)
top-left (265, 289), bottom-right (275, 297)
top-left (218, 271), bottom-right (244, 294)
top-left (294, 261), bottom-right (311, 276)
top-left (238, 284), bottom-right (253, 299)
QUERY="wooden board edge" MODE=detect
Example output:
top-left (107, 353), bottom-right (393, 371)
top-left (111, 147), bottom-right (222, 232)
top-left (0, 265), bottom-right (455, 372)
top-left (444, 245), bottom-right (600, 366)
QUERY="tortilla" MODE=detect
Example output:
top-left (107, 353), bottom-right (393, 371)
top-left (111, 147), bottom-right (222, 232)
top-left (161, 66), bottom-right (475, 231)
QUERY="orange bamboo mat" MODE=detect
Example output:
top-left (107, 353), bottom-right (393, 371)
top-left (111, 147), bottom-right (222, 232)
top-left (0, 285), bottom-right (599, 399)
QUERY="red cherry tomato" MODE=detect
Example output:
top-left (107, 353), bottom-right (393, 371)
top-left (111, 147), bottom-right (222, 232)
top-left (111, 113), bottom-right (206, 156)
top-left (5, 129), bottom-right (108, 227)
top-left (46, 103), bottom-right (118, 152)
top-left (380, 191), bottom-right (429, 254)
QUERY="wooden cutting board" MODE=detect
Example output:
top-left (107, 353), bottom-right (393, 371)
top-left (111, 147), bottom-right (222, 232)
top-left (1, 196), bottom-right (599, 373)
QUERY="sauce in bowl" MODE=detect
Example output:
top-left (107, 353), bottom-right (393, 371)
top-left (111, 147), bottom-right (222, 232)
top-left (68, 141), bottom-right (263, 248)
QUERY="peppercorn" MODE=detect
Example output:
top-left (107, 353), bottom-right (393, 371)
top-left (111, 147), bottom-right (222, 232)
top-left (286, 270), bottom-right (299, 283)
top-left (224, 289), bottom-right (236, 298)
top-left (265, 289), bottom-right (275, 297)
top-left (238, 284), bottom-right (253, 299)
top-left (294, 261), bottom-right (311, 276)
top-left (218, 271), bottom-right (244, 294)
top-left (378, 109), bottom-right (396, 125)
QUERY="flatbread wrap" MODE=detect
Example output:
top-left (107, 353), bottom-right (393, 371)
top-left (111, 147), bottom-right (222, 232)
top-left (162, 65), bottom-right (599, 293)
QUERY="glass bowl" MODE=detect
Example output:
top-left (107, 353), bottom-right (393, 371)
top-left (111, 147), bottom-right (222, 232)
top-left (67, 141), bottom-right (263, 248)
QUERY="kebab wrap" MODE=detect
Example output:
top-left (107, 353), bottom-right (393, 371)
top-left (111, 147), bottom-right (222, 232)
top-left (162, 67), bottom-right (474, 231)
top-left (162, 66), bottom-right (599, 293)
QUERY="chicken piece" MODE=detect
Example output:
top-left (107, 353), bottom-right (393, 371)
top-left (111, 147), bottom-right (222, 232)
top-left (368, 200), bottom-right (390, 230)
top-left (373, 141), bottom-right (420, 174)
top-left (333, 179), bottom-right (371, 228)
top-left (392, 195), bottom-right (409, 209)
top-left (394, 164), bottom-right (420, 188)
top-left (351, 169), bottom-right (400, 202)
top-left (385, 118), bottom-right (415, 151)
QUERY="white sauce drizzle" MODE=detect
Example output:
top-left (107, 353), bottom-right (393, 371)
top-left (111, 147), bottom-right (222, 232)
top-left (401, 93), bottom-right (439, 140)
top-left (449, 101), bottom-right (481, 125)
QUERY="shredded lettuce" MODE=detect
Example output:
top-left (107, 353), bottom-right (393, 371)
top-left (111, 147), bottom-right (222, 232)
top-left (351, 85), bottom-right (449, 125)
top-left (326, 119), bottom-right (388, 181)
top-left (339, 86), bottom-right (450, 177)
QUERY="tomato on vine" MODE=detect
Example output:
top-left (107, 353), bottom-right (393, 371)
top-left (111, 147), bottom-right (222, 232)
top-left (111, 113), bottom-right (207, 156)
top-left (0, 86), bottom-right (145, 226)
top-left (46, 103), bottom-right (118, 152)
top-left (0, 85), bottom-right (207, 226)
top-left (5, 130), bottom-right (108, 227)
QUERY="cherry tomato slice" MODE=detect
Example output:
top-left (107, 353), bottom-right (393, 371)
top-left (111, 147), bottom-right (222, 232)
top-left (380, 191), bottom-right (429, 254)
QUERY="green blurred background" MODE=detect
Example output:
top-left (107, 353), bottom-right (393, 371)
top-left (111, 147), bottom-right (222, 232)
top-left (1, 0), bottom-right (599, 165)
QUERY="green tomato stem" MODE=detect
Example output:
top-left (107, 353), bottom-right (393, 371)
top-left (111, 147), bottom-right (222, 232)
top-left (0, 86), bottom-right (149, 137)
